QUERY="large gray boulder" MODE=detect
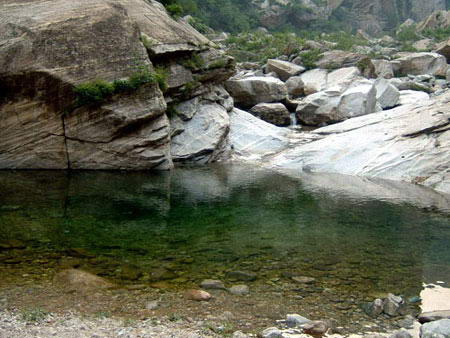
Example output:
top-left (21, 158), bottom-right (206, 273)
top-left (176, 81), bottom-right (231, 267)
top-left (296, 89), bottom-right (342, 126)
top-left (394, 52), bottom-right (448, 77)
top-left (372, 59), bottom-right (395, 79)
top-left (336, 80), bottom-right (377, 119)
top-left (285, 76), bottom-right (305, 97)
top-left (266, 59), bottom-right (305, 81)
top-left (171, 102), bottom-right (230, 164)
top-left (299, 69), bottom-right (328, 95)
top-left (435, 38), bottom-right (450, 63)
top-left (399, 90), bottom-right (430, 105)
top-left (249, 103), bottom-right (291, 126)
top-left (225, 76), bottom-right (287, 108)
top-left (327, 66), bottom-right (362, 92)
top-left (420, 319), bottom-right (450, 338)
top-left (375, 78), bottom-right (400, 109)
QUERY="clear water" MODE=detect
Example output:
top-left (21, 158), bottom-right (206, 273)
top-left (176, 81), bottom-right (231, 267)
top-left (1, 164), bottom-right (449, 329)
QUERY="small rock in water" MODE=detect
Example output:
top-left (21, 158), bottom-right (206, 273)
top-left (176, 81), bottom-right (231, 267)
top-left (261, 327), bottom-right (283, 338)
top-left (363, 298), bottom-right (384, 317)
top-left (383, 294), bottom-right (405, 317)
top-left (302, 320), bottom-right (330, 336)
top-left (225, 271), bottom-right (257, 282)
top-left (420, 319), bottom-right (450, 338)
top-left (286, 313), bottom-right (311, 327)
top-left (145, 300), bottom-right (159, 310)
top-left (184, 289), bottom-right (211, 301)
top-left (389, 329), bottom-right (412, 338)
top-left (229, 285), bottom-right (249, 295)
top-left (291, 276), bottom-right (316, 284)
top-left (200, 279), bottom-right (226, 290)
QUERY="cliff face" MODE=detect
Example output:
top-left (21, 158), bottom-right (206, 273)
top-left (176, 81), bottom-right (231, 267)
top-left (0, 0), bottom-right (235, 170)
top-left (255, 0), bottom-right (447, 34)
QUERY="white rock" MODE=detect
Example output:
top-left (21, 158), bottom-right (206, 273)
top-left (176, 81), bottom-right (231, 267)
top-left (375, 78), bottom-right (400, 109)
top-left (398, 90), bottom-right (430, 105)
top-left (337, 80), bottom-right (377, 119)
top-left (327, 66), bottom-right (362, 92)
top-left (225, 76), bottom-right (287, 108)
top-left (299, 69), bottom-right (328, 95)
top-left (267, 91), bottom-right (450, 195)
top-left (286, 76), bottom-right (305, 97)
top-left (296, 89), bottom-right (342, 125)
top-left (372, 59), bottom-right (395, 79)
top-left (261, 327), bottom-right (283, 338)
top-left (267, 59), bottom-right (306, 81)
top-left (171, 103), bottom-right (229, 164)
top-left (420, 319), bottom-right (450, 338)
top-left (229, 108), bottom-right (291, 160)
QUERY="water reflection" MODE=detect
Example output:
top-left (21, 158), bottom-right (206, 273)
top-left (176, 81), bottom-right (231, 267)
top-left (0, 164), bottom-right (450, 304)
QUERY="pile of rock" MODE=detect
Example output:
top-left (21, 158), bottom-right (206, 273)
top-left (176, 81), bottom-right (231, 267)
top-left (226, 50), bottom-right (449, 128)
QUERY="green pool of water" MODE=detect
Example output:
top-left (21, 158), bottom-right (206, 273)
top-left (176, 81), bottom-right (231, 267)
top-left (0, 164), bottom-right (449, 325)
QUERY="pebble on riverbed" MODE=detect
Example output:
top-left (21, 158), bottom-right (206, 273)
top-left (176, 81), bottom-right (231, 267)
top-left (200, 279), bottom-right (226, 290)
top-left (229, 285), bottom-right (250, 295)
top-left (184, 289), bottom-right (212, 301)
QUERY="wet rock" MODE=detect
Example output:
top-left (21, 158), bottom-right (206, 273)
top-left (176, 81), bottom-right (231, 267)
top-left (119, 264), bottom-right (142, 281)
top-left (249, 103), bottom-right (291, 126)
top-left (286, 314), bottom-right (311, 327)
top-left (302, 320), bottom-right (330, 336)
top-left (420, 319), bottom-right (450, 338)
top-left (225, 271), bottom-right (257, 282)
top-left (200, 279), bottom-right (226, 290)
top-left (0, 240), bottom-right (26, 250)
top-left (383, 294), bottom-right (405, 317)
top-left (149, 268), bottom-right (178, 281)
top-left (266, 59), bottom-right (306, 81)
top-left (389, 329), bottom-right (412, 338)
top-left (261, 327), bottom-right (283, 338)
top-left (291, 276), bottom-right (316, 284)
top-left (363, 298), bottom-right (384, 317)
top-left (184, 289), bottom-right (212, 301)
top-left (229, 285), bottom-right (249, 296)
top-left (419, 310), bottom-right (450, 324)
top-left (53, 269), bottom-right (114, 292)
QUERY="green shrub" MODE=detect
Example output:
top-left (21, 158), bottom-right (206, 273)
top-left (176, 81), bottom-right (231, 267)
top-left (182, 53), bottom-right (205, 70)
top-left (166, 4), bottom-right (183, 17)
top-left (21, 308), bottom-right (49, 323)
top-left (396, 25), bottom-right (420, 42)
top-left (423, 27), bottom-right (450, 42)
top-left (154, 67), bottom-right (169, 92)
top-left (299, 48), bottom-right (322, 69)
top-left (74, 80), bottom-right (114, 106)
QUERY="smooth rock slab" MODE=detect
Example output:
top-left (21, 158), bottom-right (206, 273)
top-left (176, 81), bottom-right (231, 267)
top-left (337, 80), bottom-right (377, 119)
top-left (399, 90), bottom-right (430, 105)
top-left (299, 69), bottom-right (328, 95)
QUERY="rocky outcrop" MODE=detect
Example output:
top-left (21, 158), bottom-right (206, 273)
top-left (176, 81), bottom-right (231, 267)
top-left (0, 0), bottom-right (235, 169)
top-left (393, 52), bottom-right (448, 77)
top-left (231, 91), bottom-right (450, 194)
